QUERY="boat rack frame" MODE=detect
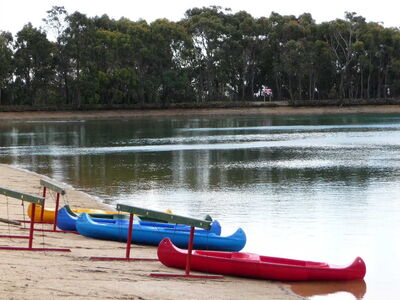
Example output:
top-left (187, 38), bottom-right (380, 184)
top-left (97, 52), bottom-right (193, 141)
top-left (19, 179), bottom-right (77, 234)
top-left (91, 204), bottom-right (223, 279)
top-left (0, 186), bottom-right (71, 252)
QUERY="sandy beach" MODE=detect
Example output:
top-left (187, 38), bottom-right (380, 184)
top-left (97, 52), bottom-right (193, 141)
top-left (0, 104), bottom-right (400, 121)
top-left (0, 164), bottom-right (303, 300)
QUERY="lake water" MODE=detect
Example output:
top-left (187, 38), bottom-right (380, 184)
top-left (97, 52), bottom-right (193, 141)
top-left (1, 113), bottom-right (400, 300)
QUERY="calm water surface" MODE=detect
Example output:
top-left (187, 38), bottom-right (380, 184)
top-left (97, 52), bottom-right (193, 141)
top-left (1, 113), bottom-right (400, 300)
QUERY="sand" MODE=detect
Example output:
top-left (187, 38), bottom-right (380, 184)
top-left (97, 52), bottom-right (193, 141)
top-left (0, 165), bottom-right (303, 300)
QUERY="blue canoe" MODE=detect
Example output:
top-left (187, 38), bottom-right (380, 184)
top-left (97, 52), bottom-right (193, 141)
top-left (57, 206), bottom-right (127, 231)
top-left (57, 206), bottom-right (221, 236)
top-left (76, 213), bottom-right (246, 251)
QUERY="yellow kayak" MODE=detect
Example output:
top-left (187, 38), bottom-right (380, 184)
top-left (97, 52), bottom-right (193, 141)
top-left (27, 203), bottom-right (119, 223)
top-left (27, 204), bottom-right (174, 223)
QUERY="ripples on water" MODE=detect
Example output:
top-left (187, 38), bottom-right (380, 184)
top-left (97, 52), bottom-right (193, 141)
top-left (1, 114), bottom-right (400, 299)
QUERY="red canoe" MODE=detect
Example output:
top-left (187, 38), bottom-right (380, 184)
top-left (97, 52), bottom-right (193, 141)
top-left (157, 238), bottom-right (366, 281)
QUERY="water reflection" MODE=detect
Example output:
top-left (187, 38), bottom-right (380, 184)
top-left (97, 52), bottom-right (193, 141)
top-left (291, 280), bottom-right (367, 299)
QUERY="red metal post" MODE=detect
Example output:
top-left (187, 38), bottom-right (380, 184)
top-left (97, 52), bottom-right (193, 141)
top-left (28, 203), bottom-right (36, 249)
top-left (185, 226), bottom-right (195, 275)
top-left (40, 187), bottom-right (47, 222)
top-left (150, 227), bottom-right (223, 279)
top-left (125, 213), bottom-right (134, 259)
top-left (53, 192), bottom-right (61, 231)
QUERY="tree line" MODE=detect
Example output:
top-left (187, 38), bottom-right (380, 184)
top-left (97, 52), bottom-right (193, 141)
top-left (1, 6), bottom-right (400, 109)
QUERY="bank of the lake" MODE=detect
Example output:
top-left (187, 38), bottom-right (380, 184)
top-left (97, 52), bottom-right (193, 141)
top-left (0, 164), bottom-right (302, 300)
top-left (1, 104), bottom-right (400, 121)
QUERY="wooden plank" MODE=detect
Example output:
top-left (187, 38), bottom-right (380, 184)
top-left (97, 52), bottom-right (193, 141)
top-left (0, 217), bottom-right (21, 226)
top-left (116, 204), bottom-right (211, 230)
top-left (0, 187), bottom-right (44, 205)
top-left (40, 179), bottom-right (66, 195)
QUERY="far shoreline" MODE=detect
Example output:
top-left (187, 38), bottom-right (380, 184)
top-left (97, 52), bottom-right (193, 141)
top-left (1, 104), bottom-right (400, 121)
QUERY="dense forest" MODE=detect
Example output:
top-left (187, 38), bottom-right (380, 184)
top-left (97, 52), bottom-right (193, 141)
top-left (1, 6), bottom-right (400, 109)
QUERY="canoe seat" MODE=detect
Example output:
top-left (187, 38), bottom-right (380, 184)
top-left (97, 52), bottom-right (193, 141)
top-left (231, 252), bottom-right (260, 261)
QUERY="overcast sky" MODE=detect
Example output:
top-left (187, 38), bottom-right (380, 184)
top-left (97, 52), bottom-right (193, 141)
top-left (1, 0), bottom-right (399, 35)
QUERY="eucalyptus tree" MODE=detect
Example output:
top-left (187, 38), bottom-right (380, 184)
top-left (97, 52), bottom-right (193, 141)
top-left (43, 6), bottom-right (70, 104)
top-left (324, 12), bottom-right (366, 99)
top-left (91, 18), bottom-right (136, 105)
top-left (148, 18), bottom-right (194, 104)
top-left (0, 31), bottom-right (13, 105)
top-left (266, 12), bottom-right (299, 100)
top-left (388, 29), bottom-right (400, 97)
top-left (265, 13), bottom-right (310, 100)
top-left (13, 23), bottom-right (55, 105)
top-left (255, 17), bottom-right (274, 99)
top-left (182, 6), bottom-right (231, 102)
top-left (373, 27), bottom-right (400, 99)
top-left (62, 11), bottom-right (96, 108)
top-left (311, 39), bottom-right (336, 99)
top-left (296, 13), bottom-right (320, 100)
top-left (218, 10), bottom-right (266, 100)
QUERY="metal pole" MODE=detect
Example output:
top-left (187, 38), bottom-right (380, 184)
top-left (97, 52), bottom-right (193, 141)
top-left (40, 187), bottom-right (47, 222)
top-left (28, 203), bottom-right (36, 249)
top-left (185, 226), bottom-right (195, 275)
top-left (125, 213), bottom-right (134, 259)
top-left (53, 193), bottom-right (61, 231)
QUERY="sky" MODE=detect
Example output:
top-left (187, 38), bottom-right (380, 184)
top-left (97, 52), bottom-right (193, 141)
top-left (0, 0), bottom-right (399, 35)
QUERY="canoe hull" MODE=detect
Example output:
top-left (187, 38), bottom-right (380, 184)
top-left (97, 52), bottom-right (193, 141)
top-left (76, 213), bottom-right (245, 251)
top-left (57, 206), bottom-right (128, 231)
top-left (157, 238), bottom-right (366, 281)
top-left (58, 206), bottom-right (221, 235)
top-left (28, 203), bottom-right (115, 223)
